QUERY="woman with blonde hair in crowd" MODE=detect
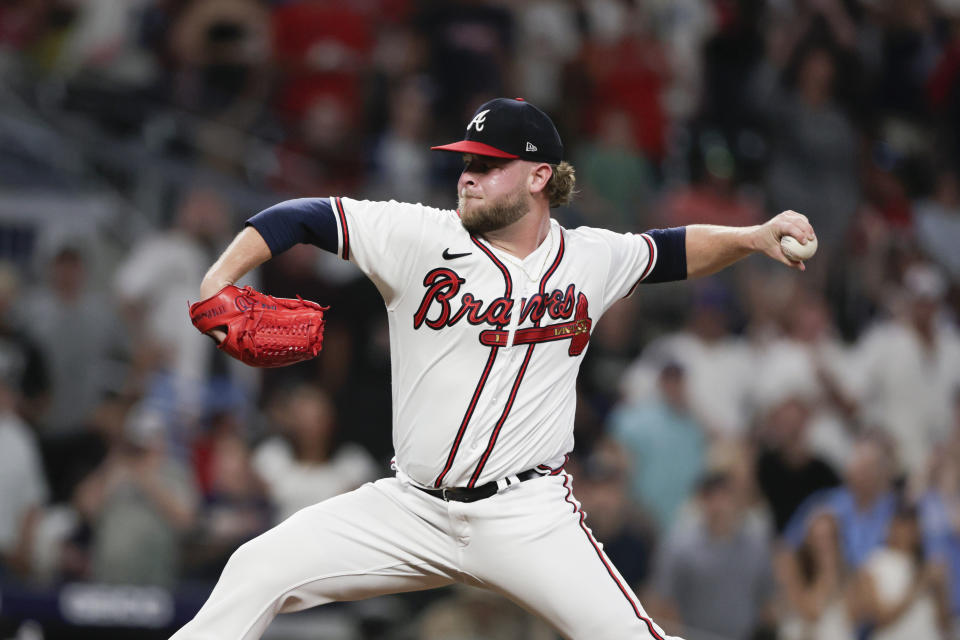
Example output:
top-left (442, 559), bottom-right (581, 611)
top-left (775, 510), bottom-right (855, 640)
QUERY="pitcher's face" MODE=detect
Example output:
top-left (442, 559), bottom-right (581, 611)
top-left (457, 155), bottom-right (533, 235)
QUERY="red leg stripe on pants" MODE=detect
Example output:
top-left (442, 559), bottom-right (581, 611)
top-left (561, 473), bottom-right (665, 640)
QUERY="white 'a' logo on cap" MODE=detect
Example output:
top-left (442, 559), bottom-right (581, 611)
top-left (467, 109), bottom-right (491, 132)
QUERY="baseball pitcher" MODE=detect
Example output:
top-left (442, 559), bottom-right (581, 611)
top-left (174, 98), bottom-right (816, 640)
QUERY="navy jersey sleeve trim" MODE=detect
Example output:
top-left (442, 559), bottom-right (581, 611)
top-left (333, 197), bottom-right (350, 260)
top-left (245, 198), bottom-right (338, 255)
top-left (623, 233), bottom-right (656, 298)
top-left (641, 227), bottom-right (687, 284)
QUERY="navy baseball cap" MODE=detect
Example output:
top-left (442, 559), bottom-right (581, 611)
top-left (431, 98), bottom-right (564, 164)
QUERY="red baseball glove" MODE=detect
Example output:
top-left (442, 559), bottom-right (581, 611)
top-left (189, 285), bottom-right (328, 368)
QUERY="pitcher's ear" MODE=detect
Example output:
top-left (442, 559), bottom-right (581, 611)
top-left (528, 162), bottom-right (553, 195)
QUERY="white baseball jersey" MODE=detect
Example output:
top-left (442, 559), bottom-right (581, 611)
top-left (329, 196), bottom-right (657, 489)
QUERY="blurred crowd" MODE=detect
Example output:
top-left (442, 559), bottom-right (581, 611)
top-left (2, 0), bottom-right (960, 639)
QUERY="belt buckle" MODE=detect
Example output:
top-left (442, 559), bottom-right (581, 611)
top-left (441, 487), bottom-right (450, 502)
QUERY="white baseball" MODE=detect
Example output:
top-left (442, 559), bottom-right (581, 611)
top-left (780, 235), bottom-right (818, 261)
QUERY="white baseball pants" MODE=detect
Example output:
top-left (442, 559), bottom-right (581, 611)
top-left (170, 472), bottom-right (677, 640)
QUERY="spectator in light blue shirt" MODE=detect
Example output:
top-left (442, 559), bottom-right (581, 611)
top-left (919, 445), bottom-right (960, 620)
top-left (609, 362), bottom-right (706, 533)
top-left (783, 434), bottom-right (897, 568)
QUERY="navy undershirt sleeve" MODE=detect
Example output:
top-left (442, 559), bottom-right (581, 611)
top-left (642, 226), bottom-right (687, 283)
top-left (245, 198), bottom-right (338, 255)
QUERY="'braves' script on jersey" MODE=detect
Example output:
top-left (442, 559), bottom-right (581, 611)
top-left (413, 268), bottom-right (578, 329)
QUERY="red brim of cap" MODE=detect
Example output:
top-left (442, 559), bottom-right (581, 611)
top-left (430, 140), bottom-right (519, 158)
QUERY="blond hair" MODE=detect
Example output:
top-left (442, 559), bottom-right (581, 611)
top-left (545, 161), bottom-right (577, 208)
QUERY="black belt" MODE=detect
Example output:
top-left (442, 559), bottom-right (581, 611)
top-left (414, 469), bottom-right (542, 503)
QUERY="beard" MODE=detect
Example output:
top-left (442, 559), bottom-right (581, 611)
top-left (458, 187), bottom-right (529, 235)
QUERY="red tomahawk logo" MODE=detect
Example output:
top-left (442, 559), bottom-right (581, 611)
top-left (479, 293), bottom-right (593, 356)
